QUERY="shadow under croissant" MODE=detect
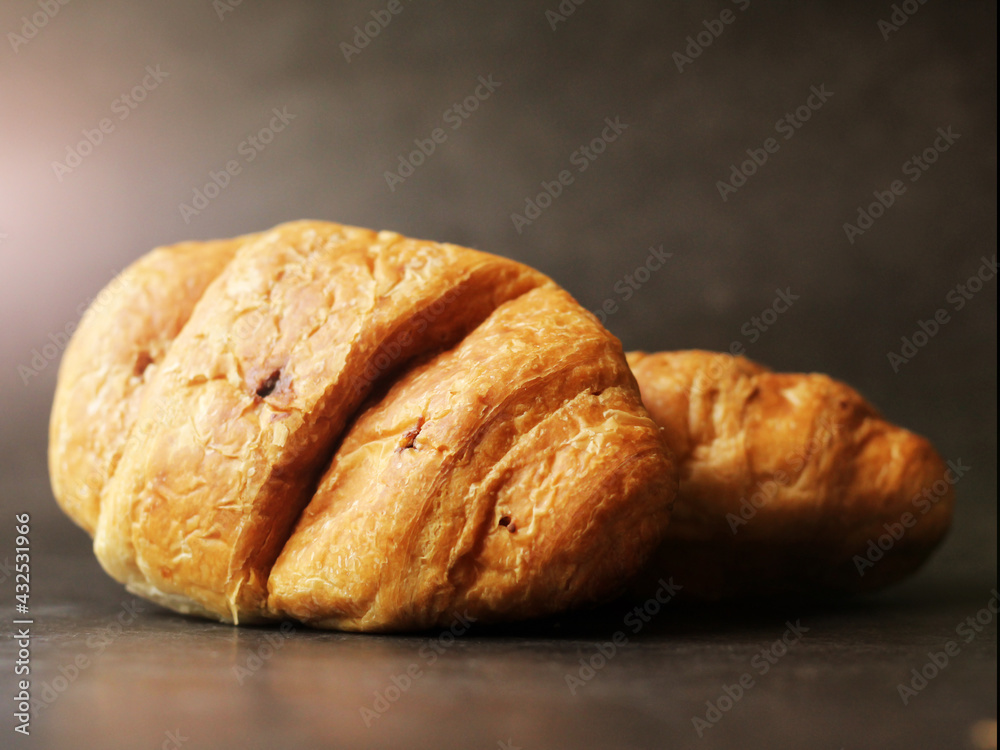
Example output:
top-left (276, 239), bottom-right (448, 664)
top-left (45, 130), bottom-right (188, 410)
top-left (153, 574), bottom-right (982, 641)
top-left (628, 529), bottom-right (953, 604)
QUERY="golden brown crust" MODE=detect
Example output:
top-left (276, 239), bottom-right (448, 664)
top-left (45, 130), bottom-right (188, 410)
top-left (270, 287), bottom-right (675, 631)
top-left (48, 236), bottom-right (247, 535)
top-left (53, 221), bottom-right (677, 629)
top-left (627, 350), bottom-right (955, 597)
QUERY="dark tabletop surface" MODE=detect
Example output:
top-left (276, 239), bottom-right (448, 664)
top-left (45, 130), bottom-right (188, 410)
top-left (0, 1), bottom-right (995, 748)
top-left (1, 545), bottom-right (996, 750)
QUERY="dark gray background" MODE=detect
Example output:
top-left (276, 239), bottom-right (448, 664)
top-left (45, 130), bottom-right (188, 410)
top-left (0, 2), bottom-right (995, 749)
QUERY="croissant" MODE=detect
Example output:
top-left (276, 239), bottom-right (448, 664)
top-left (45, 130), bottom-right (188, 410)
top-left (627, 350), bottom-right (955, 598)
top-left (49, 221), bottom-right (677, 631)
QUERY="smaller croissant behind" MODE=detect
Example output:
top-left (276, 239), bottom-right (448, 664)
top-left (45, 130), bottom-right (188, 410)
top-left (627, 350), bottom-right (955, 598)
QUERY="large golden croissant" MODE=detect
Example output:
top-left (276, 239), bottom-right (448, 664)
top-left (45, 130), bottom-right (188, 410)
top-left (628, 350), bottom-right (955, 598)
top-left (49, 221), bottom-right (676, 631)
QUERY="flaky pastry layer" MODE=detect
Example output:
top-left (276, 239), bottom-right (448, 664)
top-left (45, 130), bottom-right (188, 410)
top-left (628, 350), bottom-right (954, 598)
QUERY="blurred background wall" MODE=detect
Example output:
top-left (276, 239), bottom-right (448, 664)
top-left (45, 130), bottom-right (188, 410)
top-left (1, 1), bottom-right (995, 581)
